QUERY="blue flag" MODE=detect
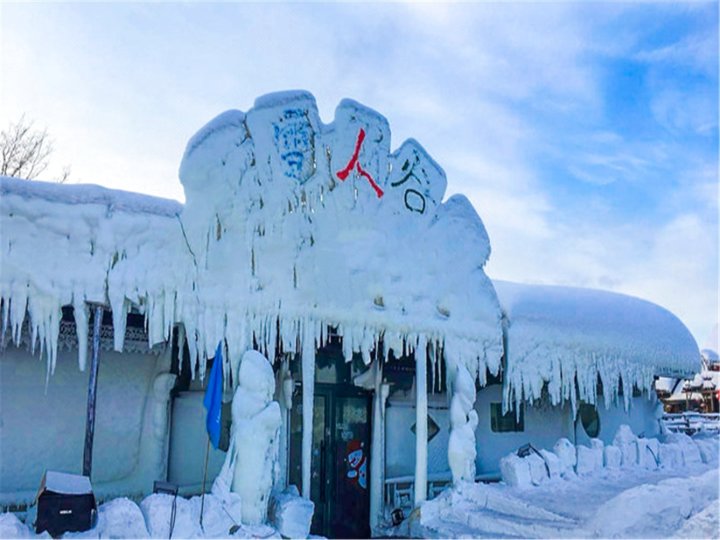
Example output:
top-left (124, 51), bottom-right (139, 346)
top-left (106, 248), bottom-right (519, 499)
top-left (203, 342), bottom-right (224, 449)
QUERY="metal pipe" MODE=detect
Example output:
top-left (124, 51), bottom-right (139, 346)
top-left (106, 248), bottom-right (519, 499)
top-left (83, 305), bottom-right (103, 478)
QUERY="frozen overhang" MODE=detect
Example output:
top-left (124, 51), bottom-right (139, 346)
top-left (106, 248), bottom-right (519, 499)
top-left (493, 279), bottom-right (701, 411)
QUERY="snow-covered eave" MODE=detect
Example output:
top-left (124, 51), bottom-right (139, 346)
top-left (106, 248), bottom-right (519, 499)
top-left (0, 175), bottom-right (503, 383)
top-left (0, 176), bottom-right (183, 217)
top-left (492, 279), bottom-right (701, 413)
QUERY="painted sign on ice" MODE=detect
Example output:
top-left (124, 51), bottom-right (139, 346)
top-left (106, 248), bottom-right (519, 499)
top-left (388, 140), bottom-right (447, 215)
top-left (273, 108), bottom-right (315, 184)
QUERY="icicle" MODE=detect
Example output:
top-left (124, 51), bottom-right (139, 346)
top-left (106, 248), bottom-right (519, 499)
top-left (301, 318), bottom-right (316, 499)
top-left (11, 288), bottom-right (27, 345)
top-left (74, 299), bottom-right (89, 371)
top-left (414, 334), bottom-right (428, 505)
top-left (177, 323), bottom-right (186, 375)
top-left (1, 296), bottom-right (9, 343)
top-left (109, 293), bottom-right (127, 352)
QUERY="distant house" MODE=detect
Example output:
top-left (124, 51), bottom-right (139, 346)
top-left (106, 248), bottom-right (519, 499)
top-left (658, 349), bottom-right (719, 414)
top-left (0, 92), bottom-right (700, 538)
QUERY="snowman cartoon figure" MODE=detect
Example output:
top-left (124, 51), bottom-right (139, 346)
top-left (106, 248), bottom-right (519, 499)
top-left (346, 440), bottom-right (367, 490)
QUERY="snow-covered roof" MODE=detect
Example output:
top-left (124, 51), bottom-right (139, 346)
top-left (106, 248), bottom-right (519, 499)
top-left (493, 280), bottom-right (700, 411)
top-left (0, 92), bottom-right (701, 410)
top-left (0, 92), bottom-right (504, 383)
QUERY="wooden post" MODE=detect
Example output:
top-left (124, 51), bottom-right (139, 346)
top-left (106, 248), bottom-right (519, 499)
top-left (83, 304), bottom-right (104, 478)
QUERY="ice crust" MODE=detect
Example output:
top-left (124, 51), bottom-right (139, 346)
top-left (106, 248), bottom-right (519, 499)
top-left (0, 91), bottom-right (700, 418)
top-left (494, 280), bottom-right (700, 414)
top-left (0, 91), bottom-right (503, 392)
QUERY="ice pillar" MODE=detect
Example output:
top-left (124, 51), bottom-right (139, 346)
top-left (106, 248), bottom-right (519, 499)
top-left (301, 320), bottom-right (316, 499)
top-left (370, 360), bottom-right (389, 532)
top-left (414, 335), bottom-right (428, 505)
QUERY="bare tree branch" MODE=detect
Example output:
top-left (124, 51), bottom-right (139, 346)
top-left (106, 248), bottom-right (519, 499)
top-left (0, 115), bottom-right (69, 182)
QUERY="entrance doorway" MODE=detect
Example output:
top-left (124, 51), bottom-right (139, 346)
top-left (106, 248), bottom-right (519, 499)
top-left (290, 383), bottom-right (372, 538)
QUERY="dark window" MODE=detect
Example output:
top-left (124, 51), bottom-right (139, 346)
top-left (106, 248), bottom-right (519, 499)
top-left (491, 403), bottom-right (524, 432)
top-left (579, 403), bottom-right (601, 438)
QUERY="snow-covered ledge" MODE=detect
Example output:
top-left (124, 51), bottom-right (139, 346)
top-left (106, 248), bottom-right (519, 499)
top-left (493, 280), bottom-right (700, 414)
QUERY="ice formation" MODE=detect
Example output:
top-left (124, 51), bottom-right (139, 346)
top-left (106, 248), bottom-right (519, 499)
top-left (0, 90), bottom-right (702, 468)
top-left (447, 364), bottom-right (478, 484)
top-left (213, 350), bottom-right (281, 525)
top-left (493, 280), bottom-right (700, 414)
top-left (268, 485), bottom-right (314, 539)
top-left (0, 91), bottom-right (503, 391)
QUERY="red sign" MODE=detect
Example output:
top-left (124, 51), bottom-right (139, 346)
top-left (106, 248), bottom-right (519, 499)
top-left (336, 128), bottom-right (384, 198)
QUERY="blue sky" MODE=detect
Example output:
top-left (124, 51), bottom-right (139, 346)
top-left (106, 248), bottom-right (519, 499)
top-left (1, 2), bottom-right (717, 348)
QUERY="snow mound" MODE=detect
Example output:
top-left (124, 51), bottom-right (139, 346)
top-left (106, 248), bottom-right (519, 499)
top-left (672, 499), bottom-right (720, 538)
top-left (268, 485), bottom-right (314, 539)
top-left (410, 482), bottom-right (575, 538)
top-left (500, 453), bottom-right (532, 488)
top-left (494, 280), bottom-right (700, 413)
top-left (65, 497), bottom-right (148, 539)
top-left (0, 513), bottom-right (36, 539)
top-left (553, 438), bottom-right (576, 476)
top-left (587, 469), bottom-right (719, 538)
top-left (141, 493), bottom-right (197, 539)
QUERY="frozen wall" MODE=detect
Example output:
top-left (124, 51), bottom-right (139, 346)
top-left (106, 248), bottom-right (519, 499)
top-left (0, 344), bottom-right (173, 506)
top-left (575, 395), bottom-right (662, 447)
top-left (167, 392), bottom-right (226, 493)
top-left (474, 384), bottom-right (574, 475)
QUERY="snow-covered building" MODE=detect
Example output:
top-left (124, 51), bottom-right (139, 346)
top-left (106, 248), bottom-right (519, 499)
top-left (0, 92), bottom-right (701, 537)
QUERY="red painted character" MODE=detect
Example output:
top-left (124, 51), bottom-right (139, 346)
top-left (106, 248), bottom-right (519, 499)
top-left (336, 128), bottom-right (384, 199)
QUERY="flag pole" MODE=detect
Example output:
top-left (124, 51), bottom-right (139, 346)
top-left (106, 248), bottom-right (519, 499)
top-left (199, 427), bottom-right (211, 528)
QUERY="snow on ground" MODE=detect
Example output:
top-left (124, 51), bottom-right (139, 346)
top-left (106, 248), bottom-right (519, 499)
top-left (1, 493), bottom-right (281, 539)
top-left (398, 455), bottom-right (719, 539)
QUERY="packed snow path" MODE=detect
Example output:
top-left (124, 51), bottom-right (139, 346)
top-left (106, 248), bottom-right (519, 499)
top-left (398, 459), bottom-right (719, 539)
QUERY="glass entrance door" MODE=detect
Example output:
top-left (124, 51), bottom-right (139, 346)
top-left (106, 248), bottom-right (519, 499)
top-left (290, 384), bottom-right (371, 538)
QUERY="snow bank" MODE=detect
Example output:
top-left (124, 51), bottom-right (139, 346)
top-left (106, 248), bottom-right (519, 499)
top-left (65, 497), bottom-right (149, 539)
top-left (614, 424), bottom-right (639, 467)
top-left (499, 453), bottom-right (532, 488)
top-left (268, 485), bottom-right (314, 539)
top-left (0, 513), bottom-right (37, 539)
top-left (587, 468), bottom-right (719, 538)
top-left (539, 449), bottom-right (561, 480)
top-left (141, 493), bottom-right (197, 539)
top-left (494, 280), bottom-right (700, 414)
top-left (694, 436), bottom-right (719, 465)
top-left (604, 445), bottom-right (622, 469)
top-left (1, 90), bottom-right (504, 390)
top-left (553, 438), bottom-right (576, 476)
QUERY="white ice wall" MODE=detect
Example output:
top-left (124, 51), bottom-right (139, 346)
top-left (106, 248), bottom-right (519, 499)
top-left (575, 394), bottom-right (661, 446)
top-left (167, 392), bottom-right (226, 493)
top-left (474, 384), bottom-right (574, 475)
top-left (0, 345), bottom-right (171, 506)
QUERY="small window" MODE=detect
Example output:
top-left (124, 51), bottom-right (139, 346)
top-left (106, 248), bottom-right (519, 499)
top-left (579, 403), bottom-right (600, 438)
top-left (491, 403), bottom-right (524, 432)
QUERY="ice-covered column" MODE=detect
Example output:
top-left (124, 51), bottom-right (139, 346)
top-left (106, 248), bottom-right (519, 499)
top-left (414, 335), bottom-right (428, 505)
top-left (370, 360), bottom-right (388, 532)
top-left (275, 356), bottom-right (293, 489)
top-left (301, 320), bottom-right (316, 499)
top-left (448, 363), bottom-right (478, 484)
